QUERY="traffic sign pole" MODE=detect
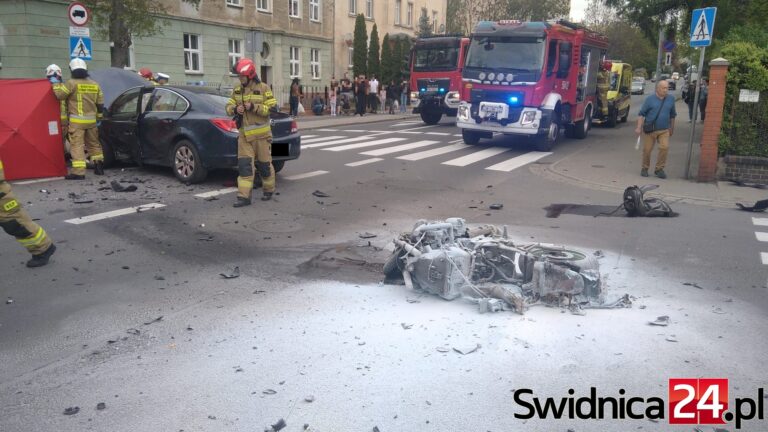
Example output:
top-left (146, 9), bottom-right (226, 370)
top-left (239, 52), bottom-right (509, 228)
top-left (685, 46), bottom-right (706, 179)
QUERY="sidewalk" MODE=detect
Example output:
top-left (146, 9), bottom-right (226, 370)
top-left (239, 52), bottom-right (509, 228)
top-left (532, 99), bottom-right (767, 208)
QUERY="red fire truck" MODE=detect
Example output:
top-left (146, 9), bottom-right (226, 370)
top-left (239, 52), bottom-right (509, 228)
top-left (456, 20), bottom-right (609, 151)
top-left (409, 35), bottom-right (470, 125)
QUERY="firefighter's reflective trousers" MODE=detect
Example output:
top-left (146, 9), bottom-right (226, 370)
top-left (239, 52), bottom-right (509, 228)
top-left (236, 133), bottom-right (275, 200)
top-left (0, 179), bottom-right (53, 256)
top-left (68, 125), bottom-right (103, 176)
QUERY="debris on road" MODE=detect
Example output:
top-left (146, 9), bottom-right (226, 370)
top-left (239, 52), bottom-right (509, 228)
top-left (597, 185), bottom-right (676, 217)
top-left (262, 389), bottom-right (277, 395)
top-left (143, 316), bottom-right (164, 326)
top-left (265, 418), bottom-right (286, 432)
top-left (63, 407), bottom-right (80, 415)
top-left (126, 328), bottom-right (140, 335)
top-left (220, 266), bottom-right (240, 279)
top-left (5, 298), bottom-right (12, 305)
top-left (401, 323), bottom-right (413, 330)
top-left (666, 335), bottom-right (678, 342)
top-left (359, 232), bottom-right (377, 239)
top-left (312, 190), bottom-right (330, 198)
top-left (384, 218), bottom-right (623, 314)
top-left (489, 203), bottom-right (503, 210)
top-left (648, 316), bottom-right (670, 326)
top-left (736, 199), bottom-right (768, 212)
top-left (683, 282), bottom-right (703, 289)
top-left (304, 395), bottom-right (315, 403)
top-left (453, 344), bottom-right (481, 355)
top-left (110, 180), bottom-right (138, 192)
top-left (96, 402), bottom-right (106, 410)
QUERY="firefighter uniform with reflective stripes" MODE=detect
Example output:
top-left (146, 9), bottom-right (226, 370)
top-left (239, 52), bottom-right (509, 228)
top-left (52, 83), bottom-right (70, 151)
top-left (225, 81), bottom-right (277, 200)
top-left (0, 160), bottom-right (53, 257)
top-left (54, 78), bottom-right (104, 176)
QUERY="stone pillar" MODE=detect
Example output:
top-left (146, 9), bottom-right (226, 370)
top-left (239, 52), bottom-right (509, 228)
top-left (698, 58), bottom-right (729, 182)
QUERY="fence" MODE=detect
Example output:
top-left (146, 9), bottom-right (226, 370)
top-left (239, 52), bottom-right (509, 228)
top-left (727, 91), bottom-right (768, 157)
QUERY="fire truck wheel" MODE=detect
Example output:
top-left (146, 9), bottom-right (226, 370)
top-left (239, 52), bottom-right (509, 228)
top-left (535, 111), bottom-right (560, 151)
top-left (420, 109), bottom-right (442, 125)
top-left (573, 106), bottom-right (592, 139)
top-left (620, 108), bottom-right (629, 123)
top-left (462, 129), bottom-right (481, 145)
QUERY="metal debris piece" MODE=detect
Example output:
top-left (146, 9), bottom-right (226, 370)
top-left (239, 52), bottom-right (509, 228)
top-left (263, 389), bottom-right (277, 395)
top-left (666, 335), bottom-right (678, 342)
top-left (110, 180), bottom-right (137, 192)
top-left (478, 298), bottom-right (505, 313)
top-left (304, 395), bottom-right (315, 403)
top-left (220, 266), bottom-right (240, 279)
top-left (453, 344), bottom-right (481, 355)
top-left (208, 415), bottom-right (217, 420)
top-left (489, 203), bottom-right (503, 210)
top-left (359, 232), bottom-right (377, 239)
top-left (406, 297), bottom-right (421, 303)
top-left (649, 316), bottom-right (670, 326)
top-left (143, 316), bottom-right (164, 326)
top-left (401, 323), bottom-right (413, 330)
top-left (436, 347), bottom-right (450, 353)
top-left (63, 407), bottom-right (80, 415)
top-left (5, 298), bottom-right (12, 305)
top-left (373, 427), bottom-right (381, 432)
top-left (267, 418), bottom-right (286, 432)
top-left (73, 199), bottom-right (94, 204)
top-left (40, 189), bottom-right (49, 194)
top-left (126, 328), bottom-right (140, 335)
top-left (312, 190), bottom-right (330, 198)
top-left (683, 282), bottom-right (703, 289)
top-left (154, 275), bottom-right (165, 281)
top-left (96, 402), bottom-right (106, 410)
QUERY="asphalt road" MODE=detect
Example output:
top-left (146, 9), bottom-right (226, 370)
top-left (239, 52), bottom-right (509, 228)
top-left (1, 86), bottom-right (766, 431)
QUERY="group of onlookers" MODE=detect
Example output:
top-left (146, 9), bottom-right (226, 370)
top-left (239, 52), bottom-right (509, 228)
top-left (290, 73), bottom-right (409, 117)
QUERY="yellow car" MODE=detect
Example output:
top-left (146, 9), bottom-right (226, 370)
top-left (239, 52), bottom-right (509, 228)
top-left (594, 61), bottom-right (632, 127)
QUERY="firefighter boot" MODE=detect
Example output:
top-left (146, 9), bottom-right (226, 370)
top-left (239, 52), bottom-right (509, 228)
top-left (261, 192), bottom-right (273, 201)
top-left (26, 244), bottom-right (56, 268)
top-left (94, 161), bottom-right (104, 176)
top-left (233, 197), bottom-right (251, 208)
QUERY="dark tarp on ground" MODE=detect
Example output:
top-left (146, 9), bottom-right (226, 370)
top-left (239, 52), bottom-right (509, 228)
top-left (0, 79), bottom-right (67, 180)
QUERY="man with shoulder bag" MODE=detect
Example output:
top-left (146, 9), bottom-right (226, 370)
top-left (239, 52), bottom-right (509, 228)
top-left (635, 80), bottom-right (677, 179)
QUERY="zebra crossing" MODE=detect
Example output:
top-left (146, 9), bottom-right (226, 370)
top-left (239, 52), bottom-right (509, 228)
top-left (299, 131), bottom-right (553, 172)
top-left (752, 217), bottom-right (768, 265)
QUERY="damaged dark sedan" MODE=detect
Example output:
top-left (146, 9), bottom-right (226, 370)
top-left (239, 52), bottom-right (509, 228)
top-left (98, 85), bottom-right (301, 183)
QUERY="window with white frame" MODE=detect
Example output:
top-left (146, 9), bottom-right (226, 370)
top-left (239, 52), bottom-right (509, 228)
top-left (183, 33), bottom-right (202, 73)
top-left (309, 0), bottom-right (320, 21)
top-left (432, 11), bottom-right (438, 33)
top-left (406, 3), bottom-right (413, 26)
top-left (226, 0), bottom-right (242, 6)
top-left (289, 0), bottom-right (300, 17)
top-left (349, 0), bottom-right (356, 15)
top-left (290, 46), bottom-right (301, 77)
top-left (365, 0), bottom-right (373, 18)
top-left (257, 0), bottom-right (270, 12)
top-left (228, 39), bottom-right (243, 73)
top-left (310, 49), bottom-right (320, 79)
top-left (348, 47), bottom-right (354, 69)
top-left (394, 0), bottom-right (401, 25)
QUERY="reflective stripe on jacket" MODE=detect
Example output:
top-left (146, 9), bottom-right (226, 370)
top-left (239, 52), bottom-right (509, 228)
top-left (54, 78), bottom-right (104, 129)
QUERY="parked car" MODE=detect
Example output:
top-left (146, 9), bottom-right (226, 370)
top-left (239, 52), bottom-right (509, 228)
top-left (671, 72), bottom-right (680, 80)
top-left (631, 77), bottom-right (646, 95)
top-left (99, 85), bottom-right (301, 183)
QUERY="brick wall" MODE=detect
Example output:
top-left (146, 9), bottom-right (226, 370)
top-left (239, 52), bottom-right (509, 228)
top-left (698, 58), bottom-right (730, 182)
top-left (723, 155), bottom-right (768, 184)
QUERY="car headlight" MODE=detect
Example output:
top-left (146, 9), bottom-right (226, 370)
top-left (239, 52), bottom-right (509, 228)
top-left (410, 91), bottom-right (419, 100)
top-left (521, 111), bottom-right (536, 125)
top-left (458, 105), bottom-right (469, 121)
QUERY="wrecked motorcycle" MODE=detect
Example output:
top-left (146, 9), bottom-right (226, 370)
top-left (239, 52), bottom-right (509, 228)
top-left (384, 218), bottom-right (612, 314)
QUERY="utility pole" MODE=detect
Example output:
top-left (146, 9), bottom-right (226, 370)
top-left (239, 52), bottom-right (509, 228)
top-left (655, 23), bottom-right (664, 82)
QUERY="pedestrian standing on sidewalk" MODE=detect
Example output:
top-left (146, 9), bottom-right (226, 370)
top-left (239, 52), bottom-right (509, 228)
top-left (368, 75), bottom-right (379, 113)
top-left (698, 78), bottom-right (708, 123)
top-left (289, 78), bottom-right (302, 117)
top-left (400, 80), bottom-right (409, 113)
top-left (683, 80), bottom-right (696, 122)
top-left (635, 80), bottom-right (676, 179)
top-left (355, 75), bottom-right (368, 117)
top-left (329, 77), bottom-right (338, 117)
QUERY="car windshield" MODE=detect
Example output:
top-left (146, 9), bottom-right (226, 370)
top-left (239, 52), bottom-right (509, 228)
top-left (196, 93), bottom-right (229, 115)
top-left (465, 37), bottom-right (545, 75)
top-left (412, 47), bottom-right (460, 72)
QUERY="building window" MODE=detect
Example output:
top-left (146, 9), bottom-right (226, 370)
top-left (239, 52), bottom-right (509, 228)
top-left (421, 7), bottom-right (427, 19)
top-left (394, 0), bottom-right (401, 25)
top-left (349, 0), bottom-right (356, 15)
top-left (310, 0), bottom-right (320, 21)
top-left (365, 0), bottom-right (373, 18)
top-left (228, 39), bottom-right (243, 73)
top-left (310, 49), bottom-right (320, 79)
top-left (183, 33), bottom-right (202, 73)
top-left (432, 11), bottom-right (438, 33)
top-left (348, 47), bottom-right (354, 69)
top-left (226, 0), bottom-right (242, 6)
top-left (257, 0), bottom-right (270, 12)
top-left (406, 3), bottom-right (413, 26)
top-left (289, 0), bottom-right (300, 18)
top-left (290, 46), bottom-right (301, 78)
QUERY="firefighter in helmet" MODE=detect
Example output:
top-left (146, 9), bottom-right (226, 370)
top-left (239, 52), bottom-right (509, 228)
top-left (46, 64), bottom-right (69, 154)
top-left (54, 58), bottom-right (105, 179)
top-left (225, 58), bottom-right (277, 207)
top-left (139, 67), bottom-right (157, 85)
top-left (0, 159), bottom-right (56, 267)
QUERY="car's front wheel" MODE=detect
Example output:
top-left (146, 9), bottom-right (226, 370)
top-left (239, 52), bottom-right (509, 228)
top-left (171, 140), bottom-right (208, 184)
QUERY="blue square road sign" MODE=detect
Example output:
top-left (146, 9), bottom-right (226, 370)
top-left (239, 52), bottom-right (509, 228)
top-left (690, 7), bottom-right (716, 47)
top-left (70, 36), bottom-right (92, 60)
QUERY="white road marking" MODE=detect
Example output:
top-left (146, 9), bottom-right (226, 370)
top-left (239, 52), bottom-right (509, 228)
top-left (64, 203), bottom-right (166, 225)
top-left (301, 135), bottom-right (346, 144)
top-left (453, 134), bottom-right (462, 137)
top-left (485, 151), bottom-right (552, 172)
top-left (762, 252), bottom-right (768, 265)
top-left (393, 121), bottom-right (422, 127)
top-left (323, 137), bottom-right (407, 152)
top-left (315, 128), bottom-right (338, 132)
top-left (755, 232), bottom-right (768, 242)
top-left (752, 217), bottom-right (768, 226)
top-left (442, 147), bottom-right (510, 167)
top-left (283, 170), bottom-right (329, 180)
top-left (396, 143), bottom-right (469, 161)
top-left (12, 177), bottom-right (65, 185)
top-left (346, 158), bottom-right (384, 167)
top-left (398, 125), bottom-right (438, 132)
top-left (345, 129), bottom-right (368, 133)
top-left (302, 135), bottom-right (319, 139)
top-left (425, 132), bottom-right (452, 136)
top-left (194, 187), bottom-right (237, 198)
top-left (303, 135), bottom-right (373, 149)
top-left (360, 140), bottom-right (440, 156)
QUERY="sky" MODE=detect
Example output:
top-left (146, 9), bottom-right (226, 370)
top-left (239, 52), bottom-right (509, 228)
top-left (570, 0), bottom-right (588, 22)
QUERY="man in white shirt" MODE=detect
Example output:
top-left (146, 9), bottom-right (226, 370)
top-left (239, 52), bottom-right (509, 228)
top-left (368, 76), bottom-right (379, 113)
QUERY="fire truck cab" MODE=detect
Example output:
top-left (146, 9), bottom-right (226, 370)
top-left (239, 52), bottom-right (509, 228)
top-left (456, 20), bottom-right (609, 151)
top-left (409, 36), bottom-right (470, 125)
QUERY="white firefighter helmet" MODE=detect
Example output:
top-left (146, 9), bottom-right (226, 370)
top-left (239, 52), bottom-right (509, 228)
top-left (69, 58), bottom-right (87, 71)
top-left (45, 64), bottom-right (62, 77)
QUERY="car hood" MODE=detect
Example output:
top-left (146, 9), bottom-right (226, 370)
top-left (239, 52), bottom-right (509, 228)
top-left (89, 67), bottom-right (148, 109)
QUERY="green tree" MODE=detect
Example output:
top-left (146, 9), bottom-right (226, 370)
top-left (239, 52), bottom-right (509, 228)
top-left (380, 33), bottom-right (394, 84)
top-left (446, 0), bottom-right (464, 34)
top-left (448, 0), bottom-right (569, 35)
top-left (82, 0), bottom-right (201, 68)
top-left (368, 24), bottom-right (381, 80)
top-left (417, 15), bottom-right (433, 37)
top-left (393, 37), bottom-right (412, 83)
top-left (352, 14), bottom-right (368, 78)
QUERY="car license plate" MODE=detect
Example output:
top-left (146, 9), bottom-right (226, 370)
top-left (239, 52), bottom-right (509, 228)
top-left (427, 85), bottom-right (438, 92)
top-left (479, 102), bottom-right (507, 118)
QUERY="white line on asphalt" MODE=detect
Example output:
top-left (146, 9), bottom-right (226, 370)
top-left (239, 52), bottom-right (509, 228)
top-left (302, 135), bottom-right (319, 139)
top-left (301, 135), bottom-right (346, 144)
top-left (345, 158), bottom-right (384, 167)
top-left (762, 252), bottom-right (768, 265)
top-left (64, 203), bottom-right (166, 225)
top-left (425, 132), bottom-right (452, 136)
top-left (398, 125), bottom-right (438, 132)
top-left (12, 177), bottom-right (65, 185)
top-left (442, 147), bottom-right (510, 167)
top-left (345, 129), bottom-right (368, 133)
top-left (283, 170), bottom-right (329, 180)
top-left (194, 187), bottom-right (237, 198)
top-left (303, 135), bottom-right (373, 149)
top-left (360, 140), bottom-right (440, 156)
top-left (485, 151), bottom-right (553, 172)
top-left (393, 121), bottom-right (422, 126)
top-left (315, 128), bottom-right (338, 132)
top-left (396, 143), bottom-right (470, 161)
top-left (323, 137), bottom-right (406, 152)
top-left (400, 131), bottom-right (428, 134)
top-left (756, 232), bottom-right (768, 242)
top-left (453, 134), bottom-right (462, 137)
top-left (752, 217), bottom-right (768, 226)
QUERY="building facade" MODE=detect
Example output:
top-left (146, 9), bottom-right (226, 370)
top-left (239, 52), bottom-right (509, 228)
top-left (332, 0), bottom-right (447, 81)
top-left (0, 0), bottom-right (334, 104)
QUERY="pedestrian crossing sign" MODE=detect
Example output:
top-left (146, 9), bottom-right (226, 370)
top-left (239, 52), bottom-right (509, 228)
top-left (690, 7), bottom-right (716, 47)
top-left (70, 36), bottom-right (92, 60)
